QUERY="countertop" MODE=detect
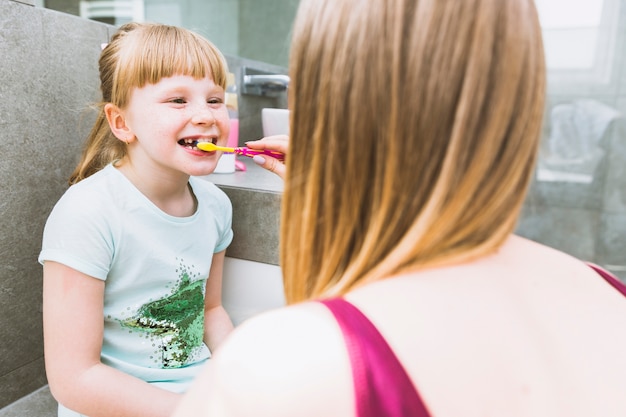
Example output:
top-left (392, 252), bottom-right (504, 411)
top-left (202, 157), bottom-right (284, 193)
top-left (198, 157), bottom-right (283, 265)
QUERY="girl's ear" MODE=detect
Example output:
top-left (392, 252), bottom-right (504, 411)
top-left (104, 103), bottom-right (135, 144)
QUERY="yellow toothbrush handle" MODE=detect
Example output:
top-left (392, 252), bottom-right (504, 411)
top-left (196, 142), bottom-right (235, 153)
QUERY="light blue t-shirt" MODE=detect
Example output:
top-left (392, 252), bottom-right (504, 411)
top-left (39, 164), bottom-right (233, 396)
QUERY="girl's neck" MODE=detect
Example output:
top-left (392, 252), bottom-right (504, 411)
top-left (114, 159), bottom-right (197, 217)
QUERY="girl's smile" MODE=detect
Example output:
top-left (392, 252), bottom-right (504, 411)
top-left (178, 137), bottom-right (219, 152)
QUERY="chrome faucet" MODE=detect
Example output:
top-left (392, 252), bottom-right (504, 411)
top-left (241, 66), bottom-right (289, 97)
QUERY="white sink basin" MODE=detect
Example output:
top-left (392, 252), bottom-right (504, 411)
top-left (262, 108), bottom-right (289, 137)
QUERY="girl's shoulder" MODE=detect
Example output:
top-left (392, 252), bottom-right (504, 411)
top-left (63, 164), bottom-right (122, 196)
top-left (189, 177), bottom-right (231, 207)
top-left (189, 176), bottom-right (224, 194)
top-left (53, 165), bottom-right (121, 213)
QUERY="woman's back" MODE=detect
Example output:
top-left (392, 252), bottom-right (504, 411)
top-left (185, 235), bottom-right (626, 417)
top-left (342, 235), bottom-right (626, 416)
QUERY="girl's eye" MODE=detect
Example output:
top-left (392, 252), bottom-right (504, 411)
top-left (208, 98), bottom-right (222, 104)
top-left (170, 98), bottom-right (186, 104)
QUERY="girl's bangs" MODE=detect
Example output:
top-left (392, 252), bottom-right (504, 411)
top-left (120, 28), bottom-right (228, 92)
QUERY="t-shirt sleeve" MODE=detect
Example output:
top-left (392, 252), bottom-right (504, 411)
top-left (213, 186), bottom-right (234, 254)
top-left (192, 177), bottom-right (234, 254)
top-left (38, 186), bottom-right (115, 280)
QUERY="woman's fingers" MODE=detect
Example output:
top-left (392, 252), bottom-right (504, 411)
top-left (247, 135), bottom-right (289, 179)
top-left (252, 154), bottom-right (286, 179)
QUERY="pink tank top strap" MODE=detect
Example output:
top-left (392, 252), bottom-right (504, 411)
top-left (319, 298), bottom-right (432, 417)
top-left (587, 263), bottom-right (626, 297)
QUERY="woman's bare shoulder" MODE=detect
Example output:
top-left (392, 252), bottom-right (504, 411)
top-left (218, 302), bottom-right (343, 363)
top-left (176, 302), bottom-right (354, 417)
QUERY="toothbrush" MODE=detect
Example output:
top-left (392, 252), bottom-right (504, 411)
top-left (197, 142), bottom-right (285, 161)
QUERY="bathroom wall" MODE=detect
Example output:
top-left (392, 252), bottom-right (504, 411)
top-left (0, 0), bottom-right (286, 407)
top-left (0, 0), bottom-right (105, 407)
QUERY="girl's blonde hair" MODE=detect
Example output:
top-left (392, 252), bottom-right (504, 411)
top-left (282, 0), bottom-right (546, 303)
top-left (69, 22), bottom-right (228, 184)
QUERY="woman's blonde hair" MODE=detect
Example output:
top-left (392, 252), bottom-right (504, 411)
top-left (282, 0), bottom-right (546, 303)
top-left (69, 22), bottom-right (228, 184)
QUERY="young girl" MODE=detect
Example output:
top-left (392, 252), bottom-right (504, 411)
top-left (39, 22), bottom-right (234, 417)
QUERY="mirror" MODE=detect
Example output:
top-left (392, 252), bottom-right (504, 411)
top-left (36, 0), bottom-right (300, 67)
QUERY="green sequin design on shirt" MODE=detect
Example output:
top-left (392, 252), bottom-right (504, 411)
top-left (119, 259), bottom-right (205, 368)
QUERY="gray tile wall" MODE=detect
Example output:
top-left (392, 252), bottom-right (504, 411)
top-left (0, 0), bottom-right (108, 407)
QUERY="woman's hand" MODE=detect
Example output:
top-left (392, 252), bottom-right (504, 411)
top-left (246, 135), bottom-right (289, 180)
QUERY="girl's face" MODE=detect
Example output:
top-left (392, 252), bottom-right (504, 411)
top-left (119, 74), bottom-right (230, 179)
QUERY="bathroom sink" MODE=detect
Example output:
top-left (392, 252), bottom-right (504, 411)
top-left (262, 108), bottom-right (290, 137)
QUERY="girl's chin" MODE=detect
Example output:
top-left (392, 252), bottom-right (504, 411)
top-left (187, 162), bottom-right (220, 177)
top-left (187, 164), bottom-right (217, 177)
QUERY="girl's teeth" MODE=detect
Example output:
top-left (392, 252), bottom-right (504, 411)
top-left (179, 139), bottom-right (214, 149)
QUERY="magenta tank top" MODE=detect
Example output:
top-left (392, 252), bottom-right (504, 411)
top-left (320, 264), bottom-right (625, 417)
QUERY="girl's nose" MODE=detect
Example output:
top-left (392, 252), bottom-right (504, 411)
top-left (191, 104), bottom-right (217, 125)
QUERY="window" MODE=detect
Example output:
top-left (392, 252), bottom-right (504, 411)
top-left (536, 0), bottom-right (619, 84)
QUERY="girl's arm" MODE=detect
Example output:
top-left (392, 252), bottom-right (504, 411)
top-left (203, 250), bottom-right (234, 352)
top-left (43, 261), bottom-right (181, 417)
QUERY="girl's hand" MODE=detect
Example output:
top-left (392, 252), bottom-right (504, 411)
top-left (246, 135), bottom-right (289, 180)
